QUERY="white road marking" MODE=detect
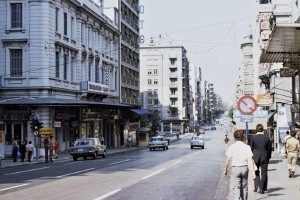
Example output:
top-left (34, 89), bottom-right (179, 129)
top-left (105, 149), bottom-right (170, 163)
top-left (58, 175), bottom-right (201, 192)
top-left (171, 160), bottom-right (182, 166)
top-left (108, 159), bottom-right (130, 166)
top-left (56, 168), bottom-right (95, 178)
top-left (0, 183), bottom-right (29, 192)
top-left (93, 189), bottom-right (122, 200)
top-left (4, 167), bottom-right (50, 176)
top-left (64, 161), bottom-right (84, 165)
top-left (142, 168), bottom-right (166, 180)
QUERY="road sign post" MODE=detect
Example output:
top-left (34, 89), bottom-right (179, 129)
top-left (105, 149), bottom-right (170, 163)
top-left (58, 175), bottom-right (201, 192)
top-left (237, 96), bottom-right (257, 143)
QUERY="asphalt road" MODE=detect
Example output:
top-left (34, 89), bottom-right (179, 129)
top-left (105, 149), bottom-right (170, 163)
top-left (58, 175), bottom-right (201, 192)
top-left (0, 127), bottom-right (229, 200)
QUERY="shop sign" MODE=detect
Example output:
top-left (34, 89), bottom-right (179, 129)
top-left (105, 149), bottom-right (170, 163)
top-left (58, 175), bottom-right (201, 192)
top-left (53, 121), bottom-right (61, 128)
top-left (54, 113), bottom-right (63, 121)
top-left (280, 68), bottom-right (296, 77)
top-left (0, 113), bottom-right (29, 121)
top-left (40, 127), bottom-right (55, 135)
top-left (83, 112), bottom-right (100, 120)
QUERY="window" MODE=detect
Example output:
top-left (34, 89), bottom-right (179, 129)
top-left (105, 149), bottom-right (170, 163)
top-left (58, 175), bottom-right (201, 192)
top-left (148, 90), bottom-right (152, 95)
top-left (55, 52), bottom-right (60, 78)
top-left (64, 12), bottom-right (68, 36)
top-left (153, 80), bottom-right (158, 84)
top-left (154, 89), bottom-right (158, 95)
top-left (154, 99), bottom-right (158, 105)
top-left (95, 64), bottom-right (100, 83)
top-left (71, 16), bottom-right (75, 39)
top-left (170, 58), bottom-right (176, 65)
top-left (171, 101), bottom-right (176, 105)
top-left (148, 100), bottom-right (153, 105)
top-left (11, 3), bottom-right (22, 28)
top-left (10, 49), bottom-right (22, 77)
top-left (147, 70), bottom-right (152, 75)
top-left (55, 8), bottom-right (59, 32)
top-left (63, 54), bottom-right (67, 80)
top-left (154, 69), bottom-right (158, 74)
top-left (71, 56), bottom-right (75, 82)
top-left (102, 68), bottom-right (106, 84)
top-left (171, 90), bottom-right (176, 95)
top-left (148, 79), bottom-right (152, 84)
top-left (88, 62), bottom-right (92, 81)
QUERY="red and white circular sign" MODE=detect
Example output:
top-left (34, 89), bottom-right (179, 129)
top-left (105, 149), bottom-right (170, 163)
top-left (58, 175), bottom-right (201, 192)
top-left (237, 96), bottom-right (257, 115)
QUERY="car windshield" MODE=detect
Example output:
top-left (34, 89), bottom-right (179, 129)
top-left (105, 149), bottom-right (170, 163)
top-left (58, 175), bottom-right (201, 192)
top-left (74, 139), bottom-right (93, 146)
top-left (192, 137), bottom-right (203, 140)
top-left (151, 137), bottom-right (163, 141)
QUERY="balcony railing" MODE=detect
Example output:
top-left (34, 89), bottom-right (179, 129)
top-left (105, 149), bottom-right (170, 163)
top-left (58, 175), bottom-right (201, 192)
top-left (169, 72), bottom-right (178, 79)
top-left (169, 83), bottom-right (178, 88)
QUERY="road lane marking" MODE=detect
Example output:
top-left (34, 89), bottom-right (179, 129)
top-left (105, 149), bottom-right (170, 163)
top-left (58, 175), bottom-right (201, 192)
top-left (4, 167), bottom-right (50, 176)
top-left (108, 159), bottom-right (130, 166)
top-left (0, 183), bottom-right (29, 192)
top-left (56, 168), bottom-right (95, 178)
top-left (94, 189), bottom-right (122, 200)
top-left (171, 160), bottom-right (182, 166)
top-left (142, 168), bottom-right (166, 180)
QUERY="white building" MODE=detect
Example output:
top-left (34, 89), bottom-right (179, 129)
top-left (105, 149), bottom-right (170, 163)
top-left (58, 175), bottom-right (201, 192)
top-left (140, 39), bottom-right (192, 133)
top-left (0, 0), bottom-right (136, 157)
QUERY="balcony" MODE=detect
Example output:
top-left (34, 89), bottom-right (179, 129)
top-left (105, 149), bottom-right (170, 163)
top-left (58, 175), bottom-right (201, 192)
top-left (169, 83), bottom-right (178, 88)
top-left (169, 72), bottom-right (178, 79)
top-left (169, 104), bottom-right (178, 109)
top-left (169, 93), bottom-right (178, 99)
top-left (169, 64), bottom-right (177, 69)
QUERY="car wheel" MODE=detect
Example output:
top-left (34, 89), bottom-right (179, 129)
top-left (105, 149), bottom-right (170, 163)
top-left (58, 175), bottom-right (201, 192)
top-left (150, 148), bottom-right (152, 151)
top-left (202, 146), bottom-right (204, 149)
top-left (73, 156), bottom-right (78, 161)
top-left (93, 152), bottom-right (97, 159)
top-left (101, 150), bottom-right (106, 158)
top-left (84, 156), bottom-right (87, 160)
top-left (163, 147), bottom-right (165, 150)
top-left (166, 146), bottom-right (168, 150)
top-left (191, 146), bottom-right (193, 149)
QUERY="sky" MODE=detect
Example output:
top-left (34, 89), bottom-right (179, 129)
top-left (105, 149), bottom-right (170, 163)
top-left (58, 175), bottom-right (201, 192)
top-left (139, 0), bottom-right (254, 105)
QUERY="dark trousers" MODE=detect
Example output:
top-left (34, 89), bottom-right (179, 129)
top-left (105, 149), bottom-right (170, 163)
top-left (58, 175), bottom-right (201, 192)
top-left (27, 151), bottom-right (33, 162)
top-left (12, 153), bottom-right (17, 162)
top-left (45, 147), bottom-right (49, 162)
top-left (20, 153), bottom-right (26, 162)
top-left (254, 157), bottom-right (269, 191)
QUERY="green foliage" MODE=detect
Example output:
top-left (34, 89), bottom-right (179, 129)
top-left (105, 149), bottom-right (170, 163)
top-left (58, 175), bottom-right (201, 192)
top-left (139, 111), bottom-right (161, 133)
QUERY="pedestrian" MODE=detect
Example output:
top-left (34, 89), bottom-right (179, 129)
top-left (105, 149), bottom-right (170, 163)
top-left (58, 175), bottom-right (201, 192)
top-left (19, 141), bottom-right (27, 162)
top-left (224, 130), bottom-right (256, 200)
top-left (285, 130), bottom-right (300, 178)
top-left (54, 139), bottom-right (59, 158)
top-left (224, 134), bottom-right (230, 144)
top-left (100, 135), bottom-right (105, 145)
top-left (249, 124), bottom-right (272, 194)
top-left (283, 131), bottom-right (291, 147)
top-left (128, 135), bottom-right (132, 148)
top-left (49, 136), bottom-right (54, 162)
top-left (11, 139), bottom-right (18, 162)
top-left (44, 136), bottom-right (49, 163)
top-left (26, 141), bottom-right (34, 162)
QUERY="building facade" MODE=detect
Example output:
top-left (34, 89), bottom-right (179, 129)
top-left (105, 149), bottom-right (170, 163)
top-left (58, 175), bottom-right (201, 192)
top-left (140, 40), bottom-right (191, 133)
top-left (0, 0), bottom-right (139, 157)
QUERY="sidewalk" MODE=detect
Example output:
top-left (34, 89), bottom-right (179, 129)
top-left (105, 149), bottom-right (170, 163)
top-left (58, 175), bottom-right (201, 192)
top-left (0, 132), bottom-right (192, 169)
top-left (248, 153), bottom-right (300, 200)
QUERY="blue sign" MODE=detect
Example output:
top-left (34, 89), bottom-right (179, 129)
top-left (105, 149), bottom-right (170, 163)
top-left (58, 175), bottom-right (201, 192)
top-left (240, 115), bottom-right (254, 123)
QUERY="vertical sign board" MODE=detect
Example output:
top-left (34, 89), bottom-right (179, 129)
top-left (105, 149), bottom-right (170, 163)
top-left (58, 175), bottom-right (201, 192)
top-left (237, 96), bottom-right (258, 143)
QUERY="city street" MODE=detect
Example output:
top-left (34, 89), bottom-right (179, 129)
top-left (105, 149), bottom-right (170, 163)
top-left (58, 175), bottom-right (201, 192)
top-left (0, 128), bottom-right (228, 200)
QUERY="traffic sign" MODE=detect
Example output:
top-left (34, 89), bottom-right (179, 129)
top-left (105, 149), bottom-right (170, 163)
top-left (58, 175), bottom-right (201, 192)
top-left (237, 96), bottom-right (257, 115)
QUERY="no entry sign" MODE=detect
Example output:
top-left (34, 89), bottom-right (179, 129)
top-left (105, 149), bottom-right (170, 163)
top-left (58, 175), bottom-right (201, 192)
top-left (237, 96), bottom-right (257, 115)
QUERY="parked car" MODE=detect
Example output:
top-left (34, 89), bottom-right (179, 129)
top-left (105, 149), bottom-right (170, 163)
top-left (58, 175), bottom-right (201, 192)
top-left (70, 138), bottom-right (106, 161)
top-left (210, 126), bottom-right (217, 130)
top-left (190, 136), bottom-right (205, 149)
top-left (149, 136), bottom-right (169, 151)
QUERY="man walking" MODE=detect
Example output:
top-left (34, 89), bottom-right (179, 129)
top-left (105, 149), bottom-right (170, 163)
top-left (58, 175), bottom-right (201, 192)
top-left (249, 124), bottom-right (272, 194)
top-left (44, 136), bottom-right (49, 163)
top-left (224, 130), bottom-right (256, 200)
top-left (26, 141), bottom-right (34, 162)
top-left (285, 130), bottom-right (300, 178)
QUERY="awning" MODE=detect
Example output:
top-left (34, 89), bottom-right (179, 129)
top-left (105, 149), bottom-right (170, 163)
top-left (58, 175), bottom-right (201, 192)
top-left (130, 108), bottom-right (152, 116)
top-left (260, 23), bottom-right (300, 63)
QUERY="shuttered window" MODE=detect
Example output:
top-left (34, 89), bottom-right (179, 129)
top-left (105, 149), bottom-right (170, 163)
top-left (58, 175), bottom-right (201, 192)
top-left (10, 49), bottom-right (22, 77)
top-left (11, 3), bottom-right (22, 28)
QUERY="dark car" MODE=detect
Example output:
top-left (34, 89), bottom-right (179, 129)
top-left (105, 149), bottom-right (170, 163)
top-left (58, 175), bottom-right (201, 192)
top-left (70, 138), bottom-right (106, 161)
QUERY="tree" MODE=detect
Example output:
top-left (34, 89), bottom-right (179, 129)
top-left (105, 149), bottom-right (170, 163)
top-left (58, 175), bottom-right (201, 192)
top-left (139, 111), bottom-right (161, 134)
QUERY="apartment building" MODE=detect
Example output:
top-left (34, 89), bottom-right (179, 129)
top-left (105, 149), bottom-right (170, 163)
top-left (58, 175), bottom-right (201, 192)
top-left (0, 0), bottom-right (134, 157)
top-left (140, 40), bottom-right (192, 133)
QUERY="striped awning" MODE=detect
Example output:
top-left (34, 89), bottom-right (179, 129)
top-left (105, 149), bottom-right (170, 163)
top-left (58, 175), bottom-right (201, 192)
top-left (260, 23), bottom-right (300, 63)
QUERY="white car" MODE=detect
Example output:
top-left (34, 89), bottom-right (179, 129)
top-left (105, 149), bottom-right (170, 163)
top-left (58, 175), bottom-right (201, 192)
top-left (190, 136), bottom-right (205, 149)
top-left (149, 136), bottom-right (169, 151)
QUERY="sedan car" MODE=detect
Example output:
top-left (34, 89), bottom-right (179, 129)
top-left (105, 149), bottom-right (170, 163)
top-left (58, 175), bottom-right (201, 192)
top-left (70, 138), bottom-right (106, 161)
top-left (149, 136), bottom-right (169, 151)
top-left (190, 136), bottom-right (205, 149)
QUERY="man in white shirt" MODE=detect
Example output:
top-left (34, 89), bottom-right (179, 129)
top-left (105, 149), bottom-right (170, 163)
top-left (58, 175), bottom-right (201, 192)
top-left (224, 130), bottom-right (256, 200)
top-left (26, 141), bottom-right (34, 162)
top-left (283, 131), bottom-right (291, 146)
